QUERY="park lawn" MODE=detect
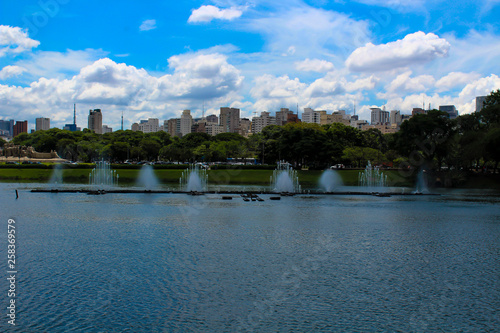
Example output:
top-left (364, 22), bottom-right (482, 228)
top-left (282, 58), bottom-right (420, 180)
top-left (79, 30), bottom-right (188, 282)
top-left (0, 169), bottom-right (54, 182)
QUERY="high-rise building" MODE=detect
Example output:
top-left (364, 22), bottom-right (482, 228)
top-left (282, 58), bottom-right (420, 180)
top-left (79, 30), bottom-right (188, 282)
top-left (88, 109), bottom-right (103, 134)
top-left (167, 118), bottom-right (181, 137)
top-left (35, 117), bottom-right (50, 131)
top-left (13, 121), bottom-right (28, 137)
top-left (412, 108), bottom-right (426, 116)
top-left (320, 110), bottom-right (350, 126)
top-left (252, 111), bottom-right (276, 133)
top-left (0, 119), bottom-right (14, 137)
top-left (63, 124), bottom-right (81, 131)
top-left (302, 108), bottom-right (322, 124)
top-left (389, 110), bottom-right (402, 125)
top-left (102, 125), bottom-right (113, 133)
top-left (180, 110), bottom-right (193, 137)
top-left (370, 108), bottom-right (390, 125)
top-left (476, 96), bottom-right (487, 112)
top-left (239, 118), bottom-right (251, 137)
top-left (136, 118), bottom-right (160, 133)
top-left (276, 108), bottom-right (294, 126)
top-left (206, 123), bottom-right (224, 136)
top-left (439, 105), bottom-right (458, 119)
top-left (206, 114), bottom-right (218, 123)
top-left (219, 107), bottom-right (240, 133)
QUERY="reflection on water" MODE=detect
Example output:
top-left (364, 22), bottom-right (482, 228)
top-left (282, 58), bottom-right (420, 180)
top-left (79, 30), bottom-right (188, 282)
top-left (1, 183), bottom-right (499, 332)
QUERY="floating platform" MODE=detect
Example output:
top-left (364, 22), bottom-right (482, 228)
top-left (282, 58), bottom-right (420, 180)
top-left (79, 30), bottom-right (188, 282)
top-left (30, 189), bottom-right (440, 196)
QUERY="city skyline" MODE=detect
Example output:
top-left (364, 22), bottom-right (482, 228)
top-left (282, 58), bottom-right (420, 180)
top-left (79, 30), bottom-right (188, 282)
top-left (1, 1), bottom-right (500, 130)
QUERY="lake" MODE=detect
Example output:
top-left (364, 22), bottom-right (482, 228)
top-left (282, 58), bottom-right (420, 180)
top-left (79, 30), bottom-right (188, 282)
top-left (1, 183), bottom-right (499, 332)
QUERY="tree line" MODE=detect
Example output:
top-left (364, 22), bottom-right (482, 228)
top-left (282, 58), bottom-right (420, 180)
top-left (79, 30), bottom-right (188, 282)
top-left (5, 90), bottom-right (500, 173)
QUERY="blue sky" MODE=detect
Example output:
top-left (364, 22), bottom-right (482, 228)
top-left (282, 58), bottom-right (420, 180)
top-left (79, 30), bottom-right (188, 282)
top-left (1, 0), bottom-right (500, 130)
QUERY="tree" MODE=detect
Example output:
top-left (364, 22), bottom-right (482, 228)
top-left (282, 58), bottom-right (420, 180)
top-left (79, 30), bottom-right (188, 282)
top-left (342, 147), bottom-right (386, 167)
top-left (139, 139), bottom-right (161, 161)
top-left (394, 110), bottom-right (454, 170)
top-left (110, 142), bottom-right (130, 162)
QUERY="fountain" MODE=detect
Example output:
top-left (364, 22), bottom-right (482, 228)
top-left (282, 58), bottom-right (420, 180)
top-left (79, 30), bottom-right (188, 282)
top-left (270, 161), bottom-right (301, 193)
top-left (319, 169), bottom-right (343, 192)
top-left (49, 164), bottom-right (64, 185)
top-left (414, 168), bottom-right (429, 194)
top-left (179, 164), bottom-right (208, 192)
top-left (358, 161), bottom-right (387, 189)
top-left (89, 160), bottom-right (119, 187)
top-left (136, 164), bottom-right (160, 189)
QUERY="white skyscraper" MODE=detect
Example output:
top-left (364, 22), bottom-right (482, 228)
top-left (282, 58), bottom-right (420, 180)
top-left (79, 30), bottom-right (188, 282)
top-left (180, 110), bottom-right (193, 137)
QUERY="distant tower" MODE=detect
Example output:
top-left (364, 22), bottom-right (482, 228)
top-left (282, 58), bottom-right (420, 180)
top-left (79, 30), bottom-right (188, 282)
top-left (74, 104), bottom-right (76, 125)
top-left (121, 111), bottom-right (124, 130)
top-left (202, 101), bottom-right (205, 118)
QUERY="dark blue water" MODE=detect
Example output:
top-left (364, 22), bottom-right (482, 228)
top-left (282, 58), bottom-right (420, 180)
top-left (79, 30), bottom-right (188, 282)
top-left (1, 184), bottom-right (499, 332)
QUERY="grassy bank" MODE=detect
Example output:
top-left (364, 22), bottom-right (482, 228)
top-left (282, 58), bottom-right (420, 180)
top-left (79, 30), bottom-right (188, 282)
top-left (0, 167), bottom-right (414, 188)
top-left (1, 166), bottom-right (498, 189)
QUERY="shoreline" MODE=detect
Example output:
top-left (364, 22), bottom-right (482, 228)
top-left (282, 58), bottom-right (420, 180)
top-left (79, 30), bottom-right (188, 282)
top-left (0, 167), bottom-right (499, 189)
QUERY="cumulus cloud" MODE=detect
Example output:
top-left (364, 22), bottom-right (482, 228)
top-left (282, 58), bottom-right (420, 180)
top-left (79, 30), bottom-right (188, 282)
top-left (188, 5), bottom-right (243, 23)
top-left (378, 74), bottom-right (500, 117)
top-left (305, 77), bottom-right (346, 98)
top-left (248, 72), bottom-right (374, 113)
top-left (295, 58), bottom-right (334, 72)
top-left (0, 53), bottom-right (245, 127)
top-left (435, 72), bottom-right (481, 92)
top-left (0, 65), bottom-right (26, 79)
top-left (0, 25), bottom-right (40, 57)
top-left (458, 74), bottom-right (500, 104)
top-left (346, 76), bottom-right (379, 92)
top-left (346, 31), bottom-right (450, 72)
top-left (139, 19), bottom-right (157, 31)
top-left (385, 71), bottom-right (435, 93)
top-left (157, 53), bottom-right (243, 100)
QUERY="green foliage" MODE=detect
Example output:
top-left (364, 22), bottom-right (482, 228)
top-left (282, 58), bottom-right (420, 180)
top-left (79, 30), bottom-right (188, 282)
top-left (342, 146), bottom-right (386, 167)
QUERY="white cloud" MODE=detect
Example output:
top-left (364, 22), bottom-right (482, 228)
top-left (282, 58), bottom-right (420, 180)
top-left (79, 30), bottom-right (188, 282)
top-left (249, 71), bottom-right (373, 113)
top-left (295, 58), bottom-right (334, 72)
top-left (439, 30), bottom-right (500, 77)
top-left (139, 19), bottom-right (157, 31)
top-left (345, 76), bottom-right (379, 92)
top-left (157, 53), bottom-right (244, 100)
top-left (352, 0), bottom-right (426, 11)
top-left (0, 65), bottom-right (27, 79)
top-left (0, 53), bottom-right (244, 128)
top-left (435, 72), bottom-right (481, 92)
top-left (188, 5), bottom-right (243, 23)
top-left (458, 74), bottom-right (500, 109)
top-left (378, 74), bottom-right (500, 117)
top-left (250, 74), bottom-right (305, 110)
top-left (243, 6), bottom-right (371, 60)
top-left (385, 71), bottom-right (435, 93)
top-left (305, 76), bottom-right (346, 98)
top-left (346, 31), bottom-right (450, 72)
top-left (0, 25), bottom-right (40, 57)
top-left (16, 49), bottom-right (108, 79)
